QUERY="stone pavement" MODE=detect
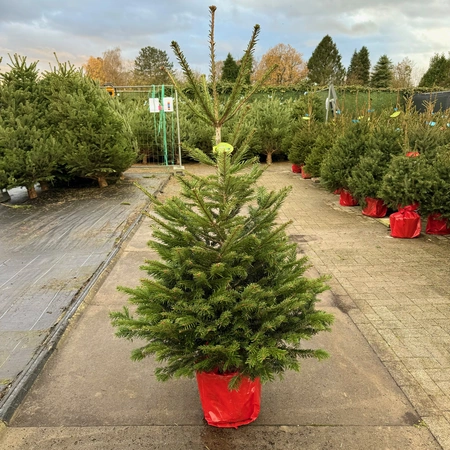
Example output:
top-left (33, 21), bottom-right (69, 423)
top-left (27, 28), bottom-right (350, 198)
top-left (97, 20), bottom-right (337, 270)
top-left (0, 161), bottom-right (448, 449)
top-left (262, 162), bottom-right (450, 448)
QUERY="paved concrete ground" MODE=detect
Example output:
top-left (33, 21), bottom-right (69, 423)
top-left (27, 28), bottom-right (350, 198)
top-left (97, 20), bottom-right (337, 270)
top-left (0, 161), bottom-right (449, 449)
top-left (0, 167), bottom-right (170, 411)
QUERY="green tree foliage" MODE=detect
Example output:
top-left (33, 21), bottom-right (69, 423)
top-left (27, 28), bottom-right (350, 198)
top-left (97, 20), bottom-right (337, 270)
top-left (283, 93), bottom-right (325, 166)
top-left (134, 46), bottom-right (174, 85)
top-left (371, 55), bottom-right (393, 88)
top-left (250, 97), bottom-right (293, 164)
top-left (304, 124), bottom-right (338, 177)
top-left (307, 35), bottom-right (345, 85)
top-left (320, 122), bottom-right (370, 192)
top-left (41, 62), bottom-right (137, 187)
top-left (0, 54), bottom-right (59, 198)
top-left (419, 53), bottom-right (450, 88)
top-left (221, 53), bottom-right (239, 82)
top-left (286, 121), bottom-right (318, 166)
top-left (348, 124), bottom-right (403, 206)
top-left (347, 46), bottom-right (370, 85)
top-left (379, 154), bottom-right (430, 209)
top-left (419, 146), bottom-right (450, 219)
top-left (110, 145), bottom-right (333, 386)
top-left (291, 93), bottom-right (326, 122)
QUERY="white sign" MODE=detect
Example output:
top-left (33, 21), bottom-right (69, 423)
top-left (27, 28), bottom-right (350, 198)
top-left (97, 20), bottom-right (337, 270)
top-left (163, 97), bottom-right (174, 112)
top-left (149, 98), bottom-right (160, 113)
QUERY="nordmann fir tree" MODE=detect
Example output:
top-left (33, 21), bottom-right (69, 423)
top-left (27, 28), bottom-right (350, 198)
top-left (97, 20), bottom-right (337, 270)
top-left (41, 60), bottom-right (137, 187)
top-left (0, 54), bottom-right (59, 198)
top-left (110, 5), bottom-right (333, 389)
top-left (110, 143), bottom-right (334, 387)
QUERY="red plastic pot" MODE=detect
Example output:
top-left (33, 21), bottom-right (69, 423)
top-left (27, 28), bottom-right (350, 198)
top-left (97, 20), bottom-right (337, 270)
top-left (390, 205), bottom-right (421, 238)
top-left (339, 190), bottom-right (358, 206)
top-left (291, 164), bottom-right (302, 173)
top-left (333, 188), bottom-right (343, 195)
top-left (196, 371), bottom-right (261, 428)
top-left (426, 213), bottom-right (450, 235)
top-left (362, 197), bottom-right (387, 218)
top-left (301, 166), bottom-right (312, 179)
top-left (406, 151), bottom-right (420, 157)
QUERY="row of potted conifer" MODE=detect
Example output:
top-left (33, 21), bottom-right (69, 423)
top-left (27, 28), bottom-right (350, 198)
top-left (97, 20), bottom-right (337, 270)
top-left (289, 106), bottom-right (450, 238)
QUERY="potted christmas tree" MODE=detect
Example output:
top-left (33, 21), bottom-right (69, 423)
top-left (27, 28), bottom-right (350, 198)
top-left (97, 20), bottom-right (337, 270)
top-left (379, 154), bottom-right (430, 238)
top-left (320, 121), bottom-right (370, 205)
top-left (419, 145), bottom-right (450, 235)
top-left (303, 124), bottom-right (338, 178)
top-left (285, 95), bottom-right (323, 177)
top-left (110, 5), bottom-right (334, 428)
top-left (348, 124), bottom-right (402, 217)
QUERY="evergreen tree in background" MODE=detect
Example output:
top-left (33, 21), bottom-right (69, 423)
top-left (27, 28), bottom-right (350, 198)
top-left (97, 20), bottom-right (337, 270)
top-left (347, 46), bottom-right (370, 85)
top-left (134, 46), bottom-right (174, 85)
top-left (419, 53), bottom-right (450, 88)
top-left (419, 146), bottom-right (450, 220)
top-left (304, 124), bottom-right (338, 177)
top-left (370, 55), bottom-right (393, 88)
top-left (320, 122), bottom-right (370, 192)
top-left (0, 54), bottom-right (58, 198)
top-left (250, 97), bottom-right (293, 164)
top-left (307, 35), bottom-right (345, 85)
top-left (41, 62), bottom-right (137, 187)
top-left (221, 53), bottom-right (239, 82)
top-left (286, 121), bottom-right (318, 167)
top-left (379, 154), bottom-right (430, 209)
top-left (348, 124), bottom-right (403, 206)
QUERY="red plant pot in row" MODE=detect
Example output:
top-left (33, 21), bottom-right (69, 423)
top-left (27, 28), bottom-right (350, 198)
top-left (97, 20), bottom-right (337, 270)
top-left (362, 198), bottom-right (388, 218)
top-left (339, 189), bottom-right (358, 206)
top-left (390, 205), bottom-right (421, 238)
top-left (426, 213), bottom-right (450, 235)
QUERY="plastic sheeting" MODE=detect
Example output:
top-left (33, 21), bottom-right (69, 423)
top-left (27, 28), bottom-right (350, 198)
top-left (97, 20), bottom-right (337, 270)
top-left (339, 190), bottom-right (359, 206)
top-left (362, 197), bottom-right (388, 218)
top-left (390, 205), bottom-right (421, 238)
top-left (426, 213), bottom-right (450, 235)
top-left (196, 371), bottom-right (261, 428)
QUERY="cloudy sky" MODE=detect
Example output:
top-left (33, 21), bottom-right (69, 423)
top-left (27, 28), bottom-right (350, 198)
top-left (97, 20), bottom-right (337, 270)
top-left (0, 0), bottom-right (448, 82)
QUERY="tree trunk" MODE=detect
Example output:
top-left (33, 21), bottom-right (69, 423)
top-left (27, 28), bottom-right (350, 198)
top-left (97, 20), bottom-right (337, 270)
top-left (215, 126), bottom-right (222, 145)
top-left (27, 185), bottom-right (38, 199)
top-left (266, 151), bottom-right (273, 165)
top-left (97, 176), bottom-right (108, 188)
top-left (39, 181), bottom-right (50, 191)
top-left (142, 154), bottom-right (148, 164)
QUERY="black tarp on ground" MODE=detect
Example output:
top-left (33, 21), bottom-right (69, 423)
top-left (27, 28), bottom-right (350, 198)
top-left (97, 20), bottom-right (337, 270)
top-left (0, 167), bottom-right (170, 400)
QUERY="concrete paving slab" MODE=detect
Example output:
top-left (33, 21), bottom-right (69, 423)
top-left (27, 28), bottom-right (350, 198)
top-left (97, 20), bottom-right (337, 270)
top-left (0, 424), bottom-right (440, 450)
